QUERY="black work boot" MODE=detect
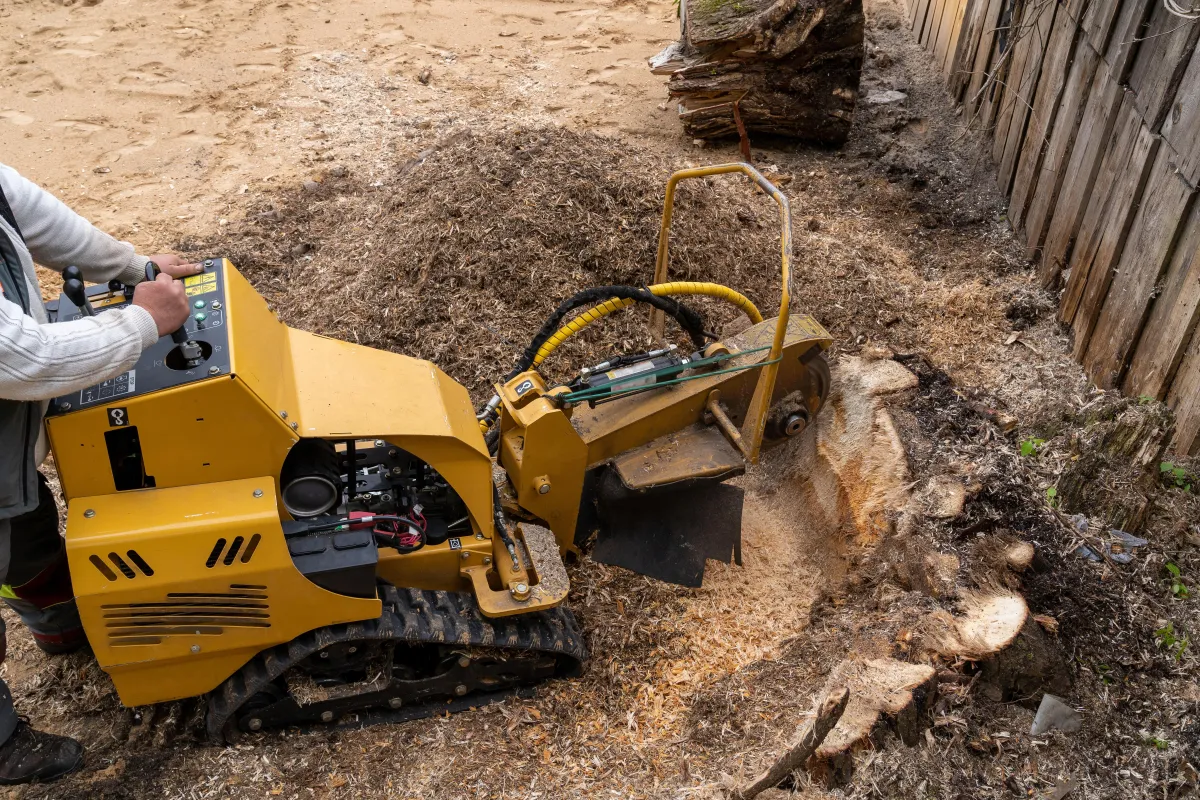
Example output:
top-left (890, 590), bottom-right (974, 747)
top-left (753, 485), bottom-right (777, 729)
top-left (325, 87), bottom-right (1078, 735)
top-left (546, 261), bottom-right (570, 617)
top-left (0, 719), bottom-right (84, 784)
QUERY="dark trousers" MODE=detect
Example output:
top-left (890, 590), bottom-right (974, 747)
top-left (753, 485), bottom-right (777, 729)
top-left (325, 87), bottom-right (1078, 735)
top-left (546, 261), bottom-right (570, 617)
top-left (0, 472), bottom-right (84, 743)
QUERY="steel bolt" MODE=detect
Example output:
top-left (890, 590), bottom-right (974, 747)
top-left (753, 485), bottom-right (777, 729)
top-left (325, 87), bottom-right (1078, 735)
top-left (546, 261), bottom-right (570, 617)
top-left (83, 509), bottom-right (95, 519)
top-left (461, 552), bottom-right (470, 561)
top-left (203, 259), bottom-right (214, 268)
top-left (388, 697), bottom-right (402, 709)
top-left (319, 651), bottom-right (330, 659)
top-left (348, 646), bottom-right (357, 654)
top-left (388, 449), bottom-right (397, 458)
top-left (60, 401), bottom-right (72, 411)
top-left (280, 410), bottom-right (289, 419)
top-left (457, 656), bottom-right (471, 669)
top-left (291, 422), bottom-right (299, 430)
top-left (374, 439), bottom-right (385, 447)
top-left (209, 366), bottom-right (221, 375)
top-left (482, 556), bottom-right (492, 566)
top-left (191, 644), bottom-right (201, 653)
top-left (391, 467), bottom-right (402, 476)
top-left (454, 684), bottom-right (468, 697)
top-left (320, 710), bottom-right (334, 723)
top-left (212, 301), bottom-right (222, 310)
top-left (247, 718), bottom-right (263, 732)
top-left (515, 583), bottom-right (529, 594)
top-left (253, 489), bottom-right (264, 498)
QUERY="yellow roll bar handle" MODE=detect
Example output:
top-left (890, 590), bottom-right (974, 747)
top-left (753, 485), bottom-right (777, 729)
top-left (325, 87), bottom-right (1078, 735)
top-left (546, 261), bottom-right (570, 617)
top-left (649, 163), bottom-right (794, 464)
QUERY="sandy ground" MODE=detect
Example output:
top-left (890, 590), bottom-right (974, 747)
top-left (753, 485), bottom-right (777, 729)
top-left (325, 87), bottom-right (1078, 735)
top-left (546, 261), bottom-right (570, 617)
top-left (1, 0), bottom-right (679, 240)
top-left (2, 0), bottom-right (1198, 798)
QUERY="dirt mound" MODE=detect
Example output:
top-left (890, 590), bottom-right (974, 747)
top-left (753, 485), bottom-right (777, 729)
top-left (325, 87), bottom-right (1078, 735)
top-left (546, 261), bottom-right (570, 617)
top-left (190, 128), bottom-right (790, 400)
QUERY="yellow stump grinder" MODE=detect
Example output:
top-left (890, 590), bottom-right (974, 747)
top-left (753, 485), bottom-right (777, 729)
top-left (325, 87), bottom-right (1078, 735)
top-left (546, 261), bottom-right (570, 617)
top-left (43, 165), bottom-right (831, 741)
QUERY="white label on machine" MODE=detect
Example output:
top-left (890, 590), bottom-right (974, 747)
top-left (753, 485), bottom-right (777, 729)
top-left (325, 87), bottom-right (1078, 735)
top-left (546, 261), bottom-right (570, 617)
top-left (606, 360), bottom-right (657, 390)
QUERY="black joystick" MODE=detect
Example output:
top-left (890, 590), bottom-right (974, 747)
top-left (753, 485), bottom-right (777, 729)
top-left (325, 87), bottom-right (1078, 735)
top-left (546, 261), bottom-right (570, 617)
top-left (144, 261), bottom-right (206, 369)
top-left (61, 266), bottom-right (95, 317)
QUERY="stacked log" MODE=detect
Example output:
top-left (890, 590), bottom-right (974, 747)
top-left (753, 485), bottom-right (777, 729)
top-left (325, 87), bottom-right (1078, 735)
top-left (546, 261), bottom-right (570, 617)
top-left (649, 0), bottom-right (865, 146)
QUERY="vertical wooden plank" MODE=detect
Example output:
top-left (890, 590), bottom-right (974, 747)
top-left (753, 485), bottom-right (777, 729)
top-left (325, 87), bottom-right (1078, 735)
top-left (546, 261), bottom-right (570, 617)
top-left (923, 0), bottom-right (946, 46)
top-left (991, 0), bottom-right (1038, 162)
top-left (912, 0), bottom-right (933, 33)
top-left (943, 0), bottom-right (970, 77)
top-left (1124, 203), bottom-right (1200, 399)
top-left (1058, 95), bottom-right (1150, 327)
top-left (964, 0), bottom-right (1007, 118)
top-left (1028, 40), bottom-right (1102, 274)
top-left (1161, 45), bottom-right (1200, 188)
top-left (1067, 107), bottom-right (1160, 364)
top-left (934, 0), bottom-right (962, 67)
top-left (1127, 5), bottom-right (1200, 130)
top-left (1083, 149), bottom-right (1196, 388)
top-left (949, 0), bottom-right (988, 96)
top-left (1167, 332), bottom-right (1200, 454)
top-left (1040, 62), bottom-right (1124, 286)
top-left (995, 0), bottom-right (1058, 195)
top-left (1103, 0), bottom-right (1153, 79)
top-left (1080, 0), bottom-right (1130, 57)
top-left (978, 0), bottom-right (1022, 130)
top-left (1009, 8), bottom-right (1078, 231)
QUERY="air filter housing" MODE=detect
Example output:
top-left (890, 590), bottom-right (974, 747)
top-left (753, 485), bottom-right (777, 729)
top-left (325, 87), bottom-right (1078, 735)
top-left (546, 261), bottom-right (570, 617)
top-left (279, 439), bottom-right (341, 517)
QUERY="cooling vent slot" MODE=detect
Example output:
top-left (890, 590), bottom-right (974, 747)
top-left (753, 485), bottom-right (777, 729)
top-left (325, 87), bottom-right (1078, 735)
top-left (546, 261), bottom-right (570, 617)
top-left (102, 587), bottom-right (271, 646)
top-left (90, 551), bottom-right (154, 581)
top-left (206, 534), bottom-right (261, 568)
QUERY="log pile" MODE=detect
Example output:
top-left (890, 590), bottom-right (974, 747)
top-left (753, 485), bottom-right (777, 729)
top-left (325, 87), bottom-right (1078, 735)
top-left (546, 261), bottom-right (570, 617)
top-left (649, 0), bottom-right (865, 145)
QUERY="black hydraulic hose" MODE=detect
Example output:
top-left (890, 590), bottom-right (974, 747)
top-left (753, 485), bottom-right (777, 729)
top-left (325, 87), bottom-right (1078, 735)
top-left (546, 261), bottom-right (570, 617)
top-left (504, 285), bottom-right (708, 382)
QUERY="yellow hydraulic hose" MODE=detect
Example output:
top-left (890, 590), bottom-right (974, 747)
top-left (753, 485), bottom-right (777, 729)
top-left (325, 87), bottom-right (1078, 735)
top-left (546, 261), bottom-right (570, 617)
top-left (531, 281), bottom-right (762, 368)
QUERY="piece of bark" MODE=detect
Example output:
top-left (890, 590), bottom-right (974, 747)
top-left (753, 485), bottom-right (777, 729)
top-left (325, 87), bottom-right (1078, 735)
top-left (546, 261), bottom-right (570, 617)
top-left (651, 0), bottom-right (865, 145)
top-left (730, 687), bottom-right (850, 800)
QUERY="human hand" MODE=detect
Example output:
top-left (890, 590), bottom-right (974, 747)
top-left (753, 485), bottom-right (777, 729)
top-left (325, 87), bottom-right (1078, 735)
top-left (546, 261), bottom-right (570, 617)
top-left (133, 273), bottom-right (190, 336)
top-left (146, 254), bottom-right (204, 279)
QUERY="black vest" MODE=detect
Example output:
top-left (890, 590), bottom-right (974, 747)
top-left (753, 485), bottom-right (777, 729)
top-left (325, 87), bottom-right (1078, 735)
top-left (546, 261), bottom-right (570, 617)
top-left (0, 184), bottom-right (40, 519)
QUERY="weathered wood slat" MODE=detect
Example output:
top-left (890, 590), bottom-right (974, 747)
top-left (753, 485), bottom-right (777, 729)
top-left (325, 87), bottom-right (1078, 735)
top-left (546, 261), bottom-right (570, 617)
top-left (912, 0), bottom-right (933, 33)
top-left (1067, 101), bottom-right (1161, 361)
top-left (1040, 62), bottom-right (1124, 288)
top-left (1124, 202), bottom-right (1200, 399)
top-left (1167, 332), bottom-right (1200, 454)
top-left (1080, 0), bottom-right (1127, 59)
top-left (995, 0), bottom-right (1059, 196)
top-left (1161, 44), bottom-right (1200, 188)
top-left (1127, 6), bottom-right (1200, 131)
top-left (1103, 0), bottom-right (1152, 78)
top-left (1029, 40), bottom-right (1102, 276)
top-left (1009, 7), bottom-right (1078, 231)
top-left (991, 0), bottom-right (1039, 165)
top-left (934, 0), bottom-right (963, 68)
top-left (963, 0), bottom-right (1008, 120)
top-left (948, 0), bottom-right (989, 97)
top-left (942, 0), bottom-right (970, 76)
top-left (977, 0), bottom-right (1024, 130)
top-left (922, 0), bottom-right (945, 46)
top-left (1059, 95), bottom-right (1151, 327)
top-left (1083, 147), bottom-right (1196, 387)
top-left (1063, 0), bottom-right (1089, 26)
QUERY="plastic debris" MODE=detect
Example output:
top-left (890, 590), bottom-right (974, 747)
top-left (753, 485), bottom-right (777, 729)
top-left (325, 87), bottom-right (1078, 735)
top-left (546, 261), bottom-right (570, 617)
top-left (1069, 516), bottom-right (1149, 563)
top-left (1031, 694), bottom-right (1081, 735)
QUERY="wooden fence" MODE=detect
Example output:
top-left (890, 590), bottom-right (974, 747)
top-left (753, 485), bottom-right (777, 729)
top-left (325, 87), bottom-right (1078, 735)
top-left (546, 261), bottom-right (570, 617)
top-left (903, 0), bottom-right (1200, 454)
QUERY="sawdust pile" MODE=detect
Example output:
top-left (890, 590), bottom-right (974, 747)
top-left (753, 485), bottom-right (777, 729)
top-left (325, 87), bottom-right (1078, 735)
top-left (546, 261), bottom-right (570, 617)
top-left (193, 125), bottom-right (1024, 403)
top-left (194, 128), bottom-right (788, 397)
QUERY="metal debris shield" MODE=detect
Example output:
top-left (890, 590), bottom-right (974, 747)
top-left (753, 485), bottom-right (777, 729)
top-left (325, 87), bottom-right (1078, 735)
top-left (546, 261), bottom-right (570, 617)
top-left (592, 481), bottom-right (744, 587)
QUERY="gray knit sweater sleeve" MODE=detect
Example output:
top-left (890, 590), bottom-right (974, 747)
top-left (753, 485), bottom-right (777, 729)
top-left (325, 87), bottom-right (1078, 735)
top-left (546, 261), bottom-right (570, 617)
top-left (0, 164), bottom-right (149, 286)
top-left (0, 292), bottom-right (157, 402)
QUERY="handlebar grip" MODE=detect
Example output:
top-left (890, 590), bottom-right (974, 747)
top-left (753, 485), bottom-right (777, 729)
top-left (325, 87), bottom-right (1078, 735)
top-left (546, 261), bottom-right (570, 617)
top-left (144, 261), bottom-right (193, 343)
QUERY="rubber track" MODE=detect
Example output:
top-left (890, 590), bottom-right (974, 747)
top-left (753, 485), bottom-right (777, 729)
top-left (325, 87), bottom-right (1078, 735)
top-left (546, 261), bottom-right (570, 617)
top-left (205, 585), bottom-right (587, 743)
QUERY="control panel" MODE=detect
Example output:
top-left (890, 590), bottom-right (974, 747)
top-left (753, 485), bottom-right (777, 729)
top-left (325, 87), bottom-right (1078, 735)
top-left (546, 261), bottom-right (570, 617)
top-left (45, 258), bottom-right (232, 416)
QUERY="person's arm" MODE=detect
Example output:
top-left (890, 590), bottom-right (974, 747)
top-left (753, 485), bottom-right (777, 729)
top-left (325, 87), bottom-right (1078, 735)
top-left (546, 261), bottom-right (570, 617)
top-left (0, 164), bottom-right (150, 287)
top-left (0, 271), bottom-right (192, 402)
top-left (0, 292), bottom-right (157, 402)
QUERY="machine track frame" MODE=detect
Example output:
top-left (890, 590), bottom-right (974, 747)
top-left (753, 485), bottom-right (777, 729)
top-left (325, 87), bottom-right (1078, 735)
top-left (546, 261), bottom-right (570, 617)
top-left (205, 584), bottom-right (586, 743)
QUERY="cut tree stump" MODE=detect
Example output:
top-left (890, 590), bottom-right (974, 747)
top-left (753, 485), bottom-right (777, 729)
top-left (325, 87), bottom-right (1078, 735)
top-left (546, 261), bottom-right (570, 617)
top-left (649, 0), bottom-right (865, 145)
